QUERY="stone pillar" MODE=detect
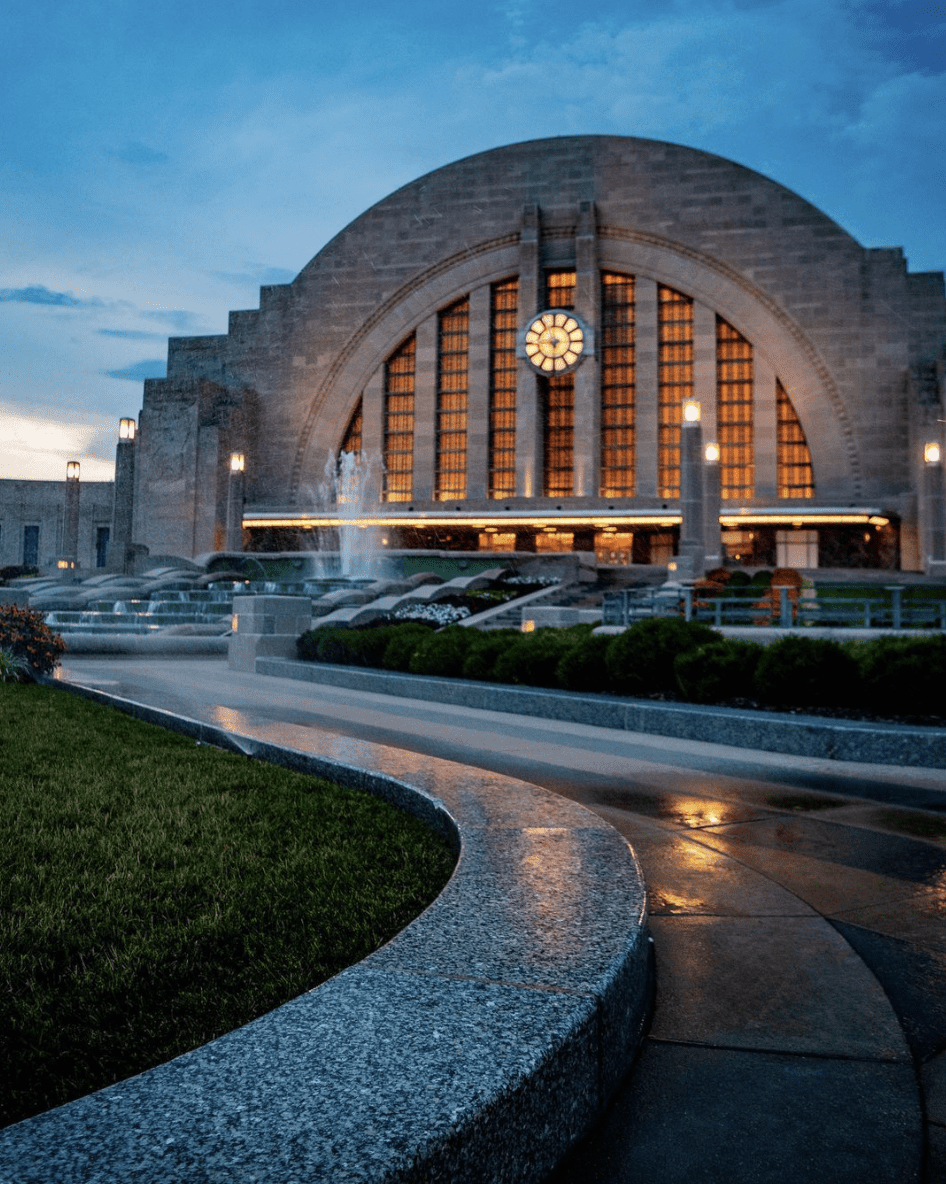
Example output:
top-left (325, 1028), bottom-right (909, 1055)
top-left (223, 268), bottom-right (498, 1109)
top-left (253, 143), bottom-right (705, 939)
top-left (704, 445), bottom-right (722, 568)
top-left (516, 205), bottom-right (541, 499)
top-left (678, 405), bottom-right (705, 579)
top-left (753, 354), bottom-right (777, 501)
top-left (110, 422), bottom-right (136, 573)
top-left (225, 454), bottom-right (245, 552)
top-left (573, 201), bottom-right (599, 498)
top-left (64, 463), bottom-right (80, 569)
top-left (361, 369), bottom-right (385, 505)
top-left (413, 315), bottom-right (438, 503)
top-left (922, 445), bottom-right (946, 575)
top-left (634, 278), bottom-right (659, 499)
top-left (466, 286), bottom-right (491, 502)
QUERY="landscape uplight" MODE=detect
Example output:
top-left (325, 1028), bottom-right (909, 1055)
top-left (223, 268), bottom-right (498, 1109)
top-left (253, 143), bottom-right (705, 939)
top-left (924, 442), bottom-right (941, 464)
top-left (118, 418), bottom-right (136, 441)
top-left (683, 399), bottom-right (701, 423)
top-left (66, 461), bottom-right (80, 482)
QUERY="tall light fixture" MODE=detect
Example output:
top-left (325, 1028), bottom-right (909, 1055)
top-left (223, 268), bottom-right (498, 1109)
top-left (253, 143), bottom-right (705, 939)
top-left (923, 440), bottom-right (945, 571)
top-left (226, 452), bottom-right (246, 552)
top-left (64, 461), bottom-right (80, 571)
top-left (703, 440), bottom-right (722, 568)
top-left (111, 418), bottom-right (137, 573)
top-left (678, 400), bottom-right (705, 579)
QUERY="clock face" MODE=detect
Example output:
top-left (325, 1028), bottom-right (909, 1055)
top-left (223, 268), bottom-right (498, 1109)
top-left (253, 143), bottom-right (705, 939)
top-left (525, 311), bottom-right (585, 373)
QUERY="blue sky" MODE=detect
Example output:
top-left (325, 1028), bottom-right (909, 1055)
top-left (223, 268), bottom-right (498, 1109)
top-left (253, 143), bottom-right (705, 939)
top-left (1, 0), bottom-right (944, 480)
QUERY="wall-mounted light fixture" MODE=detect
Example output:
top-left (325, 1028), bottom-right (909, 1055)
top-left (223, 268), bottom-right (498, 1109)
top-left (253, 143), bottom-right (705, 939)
top-left (683, 399), bottom-right (701, 423)
top-left (924, 442), bottom-right (941, 465)
top-left (230, 452), bottom-right (246, 473)
top-left (704, 442), bottom-right (720, 462)
top-left (118, 418), bottom-right (136, 441)
top-left (66, 461), bottom-right (80, 482)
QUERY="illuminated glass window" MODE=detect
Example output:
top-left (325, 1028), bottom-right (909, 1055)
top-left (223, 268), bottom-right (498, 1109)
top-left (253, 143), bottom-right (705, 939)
top-left (383, 335), bottom-right (415, 503)
top-left (776, 380), bottom-right (814, 498)
top-left (716, 319), bottom-right (754, 499)
top-left (600, 272), bottom-right (636, 497)
top-left (536, 530), bottom-right (574, 553)
top-left (542, 271), bottom-right (576, 497)
top-left (489, 279), bottom-right (518, 499)
top-left (658, 286), bottom-right (694, 498)
top-left (546, 270), bottom-right (576, 310)
top-left (543, 375), bottom-right (574, 497)
top-left (435, 298), bottom-right (469, 501)
top-left (339, 397), bottom-right (362, 457)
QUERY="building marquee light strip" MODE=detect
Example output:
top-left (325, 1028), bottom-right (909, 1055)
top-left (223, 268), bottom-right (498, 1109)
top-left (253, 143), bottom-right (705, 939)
top-left (242, 514), bottom-right (682, 529)
top-left (244, 510), bottom-right (891, 530)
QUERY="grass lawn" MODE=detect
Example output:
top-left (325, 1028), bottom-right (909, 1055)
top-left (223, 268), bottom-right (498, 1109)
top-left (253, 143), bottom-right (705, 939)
top-left (0, 682), bottom-right (456, 1128)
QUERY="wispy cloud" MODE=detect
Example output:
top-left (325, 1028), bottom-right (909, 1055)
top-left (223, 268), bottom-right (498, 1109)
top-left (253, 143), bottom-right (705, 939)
top-left (97, 328), bottom-right (168, 340)
top-left (104, 360), bottom-right (167, 382)
top-left (140, 310), bottom-right (205, 332)
top-left (0, 285), bottom-right (105, 308)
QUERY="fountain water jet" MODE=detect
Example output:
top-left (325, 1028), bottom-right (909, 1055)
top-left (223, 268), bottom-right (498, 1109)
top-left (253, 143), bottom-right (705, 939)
top-left (319, 450), bottom-right (388, 579)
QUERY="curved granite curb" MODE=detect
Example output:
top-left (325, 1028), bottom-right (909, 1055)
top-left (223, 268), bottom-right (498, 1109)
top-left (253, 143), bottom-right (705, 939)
top-left (0, 681), bottom-right (651, 1184)
top-left (255, 658), bottom-right (946, 770)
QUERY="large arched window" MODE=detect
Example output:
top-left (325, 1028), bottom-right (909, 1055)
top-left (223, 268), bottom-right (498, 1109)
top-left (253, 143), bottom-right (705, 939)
top-left (716, 318), bottom-right (754, 499)
top-left (383, 335), bottom-right (415, 503)
top-left (600, 272), bottom-right (636, 497)
top-left (776, 380), bottom-right (814, 498)
top-left (339, 398), bottom-right (362, 458)
top-left (542, 270), bottom-right (576, 498)
top-left (435, 298), bottom-right (469, 501)
top-left (658, 286), bottom-right (694, 499)
top-left (489, 279), bottom-right (518, 499)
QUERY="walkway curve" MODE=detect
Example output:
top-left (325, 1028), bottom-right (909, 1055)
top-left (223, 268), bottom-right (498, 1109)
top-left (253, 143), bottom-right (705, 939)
top-left (0, 680), bottom-right (651, 1184)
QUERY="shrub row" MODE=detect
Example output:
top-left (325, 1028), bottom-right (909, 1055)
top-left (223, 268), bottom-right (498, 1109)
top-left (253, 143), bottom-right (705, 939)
top-left (298, 617), bottom-right (946, 720)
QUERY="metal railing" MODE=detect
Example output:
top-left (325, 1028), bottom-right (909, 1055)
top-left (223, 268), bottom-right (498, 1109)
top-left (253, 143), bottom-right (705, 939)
top-left (603, 586), bottom-right (946, 630)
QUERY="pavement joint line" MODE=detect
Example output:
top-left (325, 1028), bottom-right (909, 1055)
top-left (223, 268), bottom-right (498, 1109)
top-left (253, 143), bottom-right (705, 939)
top-left (0, 674), bottom-right (653, 1184)
top-left (256, 657), bottom-right (946, 770)
top-left (643, 1037), bottom-right (908, 1065)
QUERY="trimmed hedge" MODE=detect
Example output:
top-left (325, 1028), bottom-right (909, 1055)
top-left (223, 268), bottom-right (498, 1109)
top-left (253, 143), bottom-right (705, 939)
top-left (753, 635), bottom-right (858, 708)
top-left (296, 618), bottom-right (946, 721)
top-left (605, 617), bottom-right (718, 696)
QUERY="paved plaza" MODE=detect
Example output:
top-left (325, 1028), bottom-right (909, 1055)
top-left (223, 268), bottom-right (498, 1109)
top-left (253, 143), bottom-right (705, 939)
top-left (55, 656), bottom-right (946, 1182)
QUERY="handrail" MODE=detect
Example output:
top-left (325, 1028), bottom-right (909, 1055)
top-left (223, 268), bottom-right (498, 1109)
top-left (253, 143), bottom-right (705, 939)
top-left (603, 587), bottom-right (946, 629)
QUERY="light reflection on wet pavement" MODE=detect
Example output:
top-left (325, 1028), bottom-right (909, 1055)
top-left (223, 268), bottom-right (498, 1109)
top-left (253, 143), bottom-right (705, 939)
top-left (58, 658), bottom-right (946, 1182)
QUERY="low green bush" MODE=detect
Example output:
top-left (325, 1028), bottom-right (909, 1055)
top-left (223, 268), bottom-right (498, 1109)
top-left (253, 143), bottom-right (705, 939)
top-left (753, 635), bottom-right (858, 708)
top-left (461, 631), bottom-right (519, 681)
top-left (556, 632), bottom-right (615, 693)
top-left (380, 623), bottom-right (435, 671)
top-left (493, 628), bottom-right (578, 688)
top-left (605, 617), bottom-right (718, 696)
top-left (674, 639), bottom-right (765, 704)
top-left (408, 626), bottom-right (478, 678)
top-left (0, 604), bottom-right (65, 676)
top-left (855, 635), bottom-right (946, 718)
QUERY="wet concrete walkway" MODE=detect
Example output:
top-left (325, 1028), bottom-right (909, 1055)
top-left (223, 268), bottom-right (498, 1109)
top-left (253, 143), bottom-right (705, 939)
top-left (56, 657), bottom-right (946, 1183)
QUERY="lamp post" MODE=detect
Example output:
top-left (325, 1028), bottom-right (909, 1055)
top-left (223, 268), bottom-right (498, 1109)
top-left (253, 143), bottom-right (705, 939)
top-left (677, 400), bottom-right (705, 579)
top-left (226, 452), bottom-right (246, 552)
top-left (924, 441), bottom-right (945, 573)
top-left (64, 461), bottom-right (80, 574)
top-left (111, 418), bottom-right (136, 572)
top-left (703, 441), bottom-right (721, 569)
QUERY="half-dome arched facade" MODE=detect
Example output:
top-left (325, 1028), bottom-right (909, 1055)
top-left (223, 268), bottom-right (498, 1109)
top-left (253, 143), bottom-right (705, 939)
top-left (132, 136), bottom-right (946, 572)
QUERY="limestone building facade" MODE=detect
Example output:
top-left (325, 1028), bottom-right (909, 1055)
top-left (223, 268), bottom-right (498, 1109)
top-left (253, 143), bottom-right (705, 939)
top-left (19, 136), bottom-right (946, 574)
